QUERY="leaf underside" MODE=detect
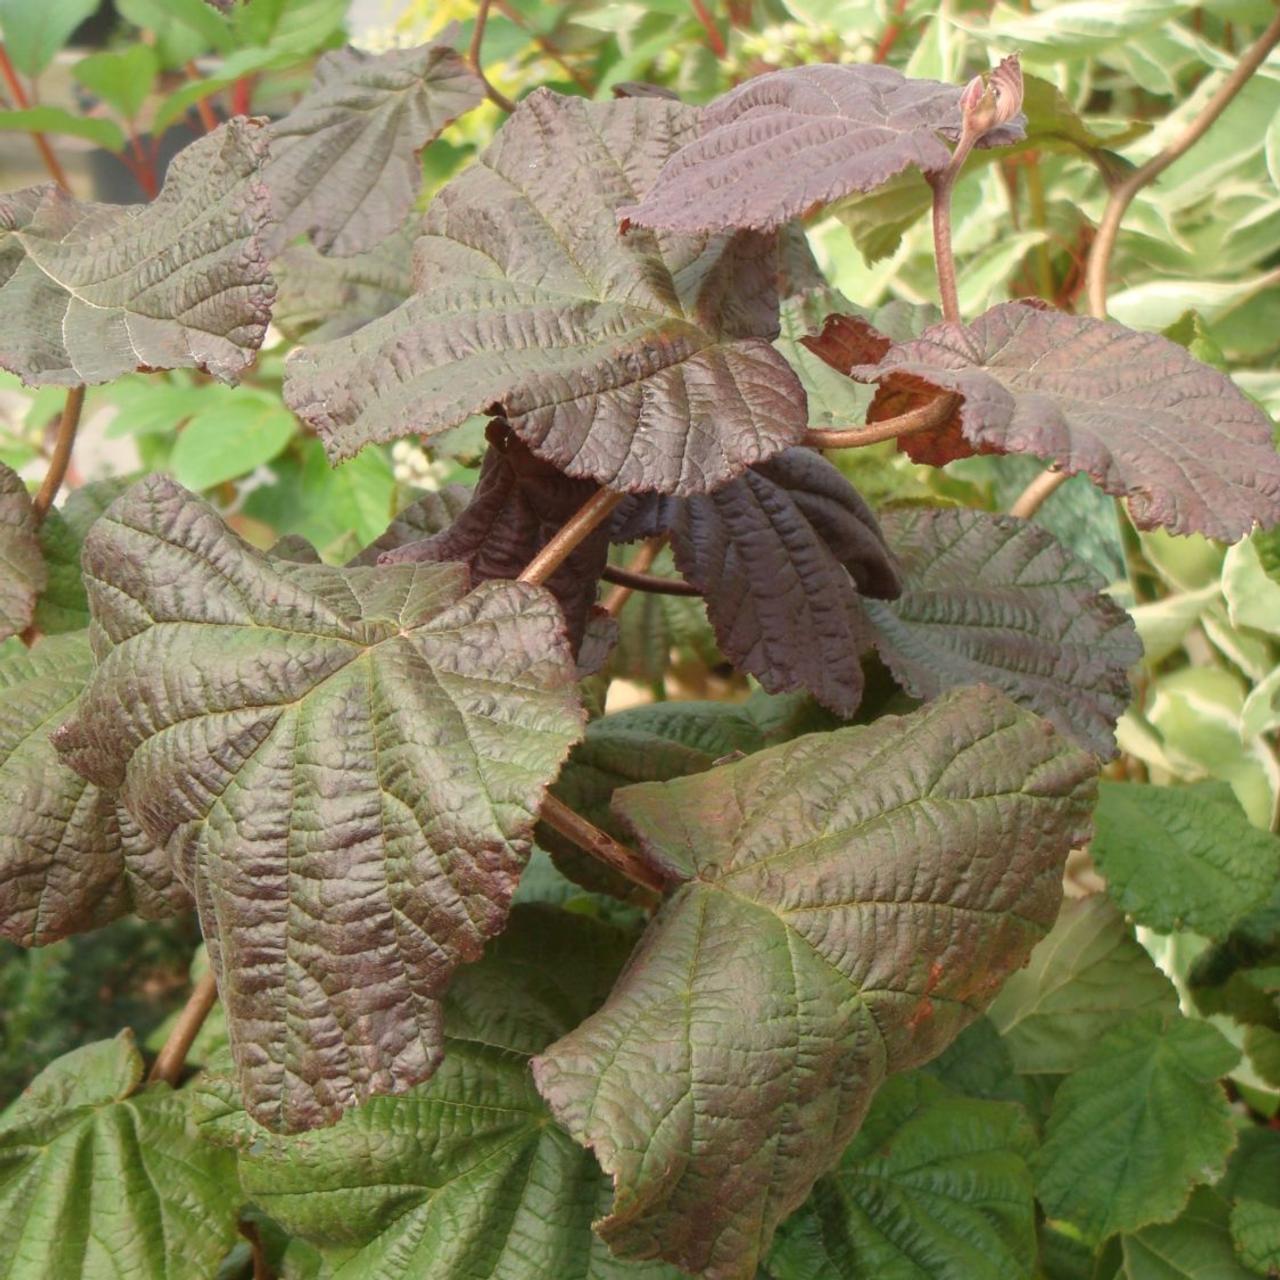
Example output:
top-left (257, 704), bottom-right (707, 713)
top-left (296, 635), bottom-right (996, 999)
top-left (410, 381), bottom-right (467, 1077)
top-left (0, 461), bottom-right (45, 641)
top-left (866, 506), bottom-right (1141, 756)
top-left (617, 63), bottom-right (1025, 234)
top-left (0, 119), bottom-right (274, 387)
top-left (52, 476), bottom-right (585, 1132)
top-left (534, 685), bottom-right (1096, 1279)
top-left (284, 90), bottom-right (808, 495)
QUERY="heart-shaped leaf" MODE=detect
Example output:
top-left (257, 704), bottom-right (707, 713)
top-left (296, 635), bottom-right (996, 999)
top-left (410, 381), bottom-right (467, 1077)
top-left (865, 507), bottom-right (1141, 757)
top-left (617, 63), bottom-right (1025, 235)
top-left (0, 461), bottom-right (45, 641)
top-left (847, 302), bottom-right (1280, 541)
top-left (262, 42), bottom-right (484, 257)
top-left (52, 476), bottom-right (584, 1132)
top-left (284, 91), bottom-right (807, 495)
top-left (0, 119), bottom-right (274, 387)
top-left (533, 685), bottom-right (1097, 1279)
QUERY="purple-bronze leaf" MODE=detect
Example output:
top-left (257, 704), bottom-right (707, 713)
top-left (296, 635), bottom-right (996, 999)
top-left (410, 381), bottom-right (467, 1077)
top-left (0, 633), bottom-right (190, 948)
top-left (378, 421), bottom-right (609, 651)
top-left (851, 302), bottom-right (1280, 540)
top-left (0, 461), bottom-right (45, 641)
top-left (867, 508), bottom-right (1141, 757)
top-left (347, 484), bottom-right (471, 566)
top-left (283, 90), bottom-right (807, 496)
top-left (52, 476), bottom-right (584, 1133)
top-left (262, 43), bottom-right (484, 258)
top-left (0, 119), bottom-right (273, 387)
top-left (533, 685), bottom-right (1097, 1279)
top-left (614, 448), bottom-right (899, 716)
top-left (617, 63), bottom-right (1026, 235)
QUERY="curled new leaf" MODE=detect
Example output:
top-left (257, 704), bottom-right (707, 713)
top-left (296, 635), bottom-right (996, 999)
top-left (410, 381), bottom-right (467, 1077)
top-left (866, 507), bottom-right (1140, 756)
top-left (52, 476), bottom-right (585, 1132)
top-left (0, 119), bottom-right (274, 387)
top-left (263, 43), bottom-right (485, 257)
top-left (0, 460), bottom-right (44, 641)
top-left (617, 63), bottom-right (1025, 235)
top-left (849, 302), bottom-right (1280, 541)
top-left (534, 685), bottom-right (1097, 1279)
top-left (284, 91), bottom-right (807, 495)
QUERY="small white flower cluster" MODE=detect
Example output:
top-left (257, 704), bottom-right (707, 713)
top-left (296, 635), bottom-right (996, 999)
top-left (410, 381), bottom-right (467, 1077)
top-left (391, 439), bottom-right (452, 491)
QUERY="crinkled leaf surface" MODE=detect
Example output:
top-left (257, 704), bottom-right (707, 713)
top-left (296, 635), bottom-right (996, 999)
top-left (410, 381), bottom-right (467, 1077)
top-left (850, 302), bottom-right (1280, 540)
top-left (348, 482), bottom-right (471, 566)
top-left (1033, 1012), bottom-right (1239, 1244)
top-left (1091, 780), bottom-right (1280, 937)
top-left (988, 896), bottom-right (1178, 1076)
top-left (865, 507), bottom-right (1140, 757)
top-left (0, 119), bottom-right (274, 387)
top-left (533, 686), bottom-right (1097, 1279)
top-left (617, 63), bottom-right (1024, 234)
top-left (284, 91), bottom-right (807, 495)
top-left (199, 907), bottom-right (683, 1280)
top-left (262, 42), bottom-right (483, 257)
top-left (0, 632), bottom-right (188, 947)
top-left (379, 422), bottom-right (608, 651)
top-left (0, 1030), bottom-right (240, 1280)
top-left (767, 1073), bottom-right (1038, 1280)
top-left (0, 462), bottom-right (44, 641)
top-left (614, 447), bottom-right (900, 716)
top-left (1116, 1189), bottom-right (1260, 1280)
top-left (1230, 1197), bottom-right (1280, 1276)
top-left (52, 476), bottom-right (584, 1132)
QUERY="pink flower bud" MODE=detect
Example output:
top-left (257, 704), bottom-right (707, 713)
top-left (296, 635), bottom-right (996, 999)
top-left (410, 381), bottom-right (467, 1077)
top-left (960, 54), bottom-right (1023, 142)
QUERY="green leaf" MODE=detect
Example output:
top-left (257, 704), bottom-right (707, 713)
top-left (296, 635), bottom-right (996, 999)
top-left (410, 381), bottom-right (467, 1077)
top-left (1119, 1189), bottom-right (1260, 1280)
top-left (1033, 1013), bottom-right (1240, 1244)
top-left (200, 907), bottom-right (683, 1279)
top-left (0, 107), bottom-right (125, 152)
top-left (0, 0), bottom-right (98, 77)
top-left (170, 392), bottom-right (297, 490)
top-left (72, 46), bottom-right (159, 120)
top-left (115, 0), bottom-right (232, 66)
top-left (1230, 1198), bottom-right (1280, 1276)
top-left (921, 1016), bottom-right (1030, 1106)
top-left (768, 1073), bottom-right (1038, 1280)
top-left (1091, 780), bottom-right (1280, 937)
top-left (1224, 533), bottom-right (1280, 635)
top-left (534, 686), bottom-right (1097, 1278)
top-left (0, 1030), bottom-right (241, 1279)
top-left (965, 0), bottom-right (1192, 61)
top-left (988, 896), bottom-right (1179, 1075)
top-left (0, 461), bottom-right (44, 643)
top-left (53, 476), bottom-right (584, 1132)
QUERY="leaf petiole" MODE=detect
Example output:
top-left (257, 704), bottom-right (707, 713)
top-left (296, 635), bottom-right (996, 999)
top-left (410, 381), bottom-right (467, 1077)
top-left (539, 793), bottom-right (663, 902)
top-left (802, 393), bottom-right (957, 450)
top-left (518, 486), bottom-right (625, 587)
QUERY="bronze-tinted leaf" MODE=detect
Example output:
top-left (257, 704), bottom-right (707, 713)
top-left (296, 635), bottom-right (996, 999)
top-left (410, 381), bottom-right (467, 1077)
top-left (284, 91), bottom-right (807, 495)
top-left (618, 63), bottom-right (1025, 235)
top-left (866, 508), bottom-right (1140, 757)
top-left (0, 119), bottom-right (274, 387)
top-left (851, 302), bottom-right (1280, 540)
top-left (347, 483), bottom-right (471, 566)
top-left (263, 43), bottom-right (484, 258)
top-left (0, 461), bottom-right (44, 640)
top-left (533, 686), bottom-right (1097, 1279)
top-left (52, 476), bottom-right (584, 1132)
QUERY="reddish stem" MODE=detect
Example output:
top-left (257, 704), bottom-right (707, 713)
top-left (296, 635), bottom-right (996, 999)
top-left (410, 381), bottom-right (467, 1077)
top-left (0, 44), bottom-right (71, 191)
top-left (230, 75), bottom-right (254, 117)
top-left (690, 0), bottom-right (728, 58)
top-left (126, 126), bottom-right (159, 199)
top-left (873, 0), bottom-right (910, 64)
top-left (184, 62), bottom-right (219, 134)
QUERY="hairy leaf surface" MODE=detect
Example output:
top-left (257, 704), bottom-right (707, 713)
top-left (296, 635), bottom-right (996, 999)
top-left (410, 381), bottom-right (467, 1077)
top-left (0, 119), bottom-right (274, 386)
top-left (263, 42), bottom-right (483, 257)
top-left (617, 63), bottom-right (1024, 234)
top-left (866, 507), bottom-right (1140, 756)
top-left (768, 1073), bottom-right (1038, 1280)
top-left (534, 686), bottom-right (1097, 1279)
top-left (0, 1031), bottom-right (240, 1280)
top-left (284, 91), bottom-right (807, 494)
top-left (0, 462), bottom-right (44, 641)
top-left (0, 633), bottom-right (189, 947)
top-left (849, 302), bottom-right (1280, 540)
top-left (52, 476), bottom-right (584, 1132)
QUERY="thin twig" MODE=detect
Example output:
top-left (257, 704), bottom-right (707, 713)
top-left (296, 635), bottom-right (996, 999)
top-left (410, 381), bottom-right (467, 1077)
top-left (148, 969), bottom-right (219, 1087)
top-left (602, 563), bottom-right (701, 598)
top-left (33, 385), bottom-right (85, 524)
top-left (872, 0), bottom-right (910, 64)
top-left (519, 488), bottom-right (624, 587)
top-left (602, 536), bottom-right (662, 617)
top-left (1085, 6), bottom-right (1280, 319)
top-left (493, 0), bottom-right (593, 92)
top-left (690, 0), bottom-right (728, 58)
top-left (184, 62), bottom-right (220, 134)
top-left (1010, 466), bottom-right (1069, 520)
top-left (927, 139), bottom-right (977, 324)
top-left (802, 393), bottom-right (958, 450)
top-left (540, 793), bottom-right (664, 901)
top-left (0, 44), bottom-right (72, 191)
top-left (469, 0), bottom-right (517, 114)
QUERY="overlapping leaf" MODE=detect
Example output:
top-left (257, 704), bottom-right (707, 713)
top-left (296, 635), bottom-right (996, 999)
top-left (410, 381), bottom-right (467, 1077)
top-left (284, 91), bottom-right (807, 494)
top-left (1120, 1189), bottom-right (1261, 1280)
top-left (847, 301), bottom-right (1280, 540)
top-left (0, 462), bottom-right (44, 641)
top-left (617, 63), bottom-right (1025, 234)
top-left (0, 1031), bottom-right (241, 1280)
top-left (864, 507), bottom-right (1140, 756)
top-left (0, 632), bottom-right (189, 948)
top-left (262, 42), bottom-right (484, 257)
top-left (0, 119), bottom-right (274, 387)
top-left (613, 447), bottom-right (900, 715)
top-left (52, 476), bottom-right (585, 1132)
top-left (534, 686), bottom-right (1097, 1279)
